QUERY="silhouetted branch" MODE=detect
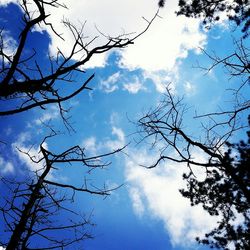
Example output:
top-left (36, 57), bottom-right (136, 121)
top-left (137, 84), bottom-right (250, 249)
top-left (0, 0), bottom-right (159, 117)
top-left (1, 131), bottom-right (126, 249)
top-left (193, 39), bottom-right (250, 135)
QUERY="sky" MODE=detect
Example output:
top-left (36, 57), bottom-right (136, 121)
top-left (0, 0), bottom-right (249, 250)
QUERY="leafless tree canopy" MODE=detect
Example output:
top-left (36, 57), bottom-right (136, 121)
top-left (137, 39), bottom-right (249, 249)
top-left (0, 0), bottom-right (159, 116)
top-left (137, 39), bottom-right (249, 200)
top-left (1, 131), bottom-right (125, 250)
top-left (0, 1), bottom-right (160, 249)
top-left (193, 39), bottom-right (249, 136)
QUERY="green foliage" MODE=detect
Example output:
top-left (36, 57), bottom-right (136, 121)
top-left (180, 118), bottom-right (250, 249)
top-left (177, 0), bottom-right (250, 37)
top-left (159, 0), bottom-right (250, 37)
top-left (158, 0), bottom-right (165, 7)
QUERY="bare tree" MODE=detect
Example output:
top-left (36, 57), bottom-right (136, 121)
top-left (137, 38), bottom-right (249, 172)
top-left (0, 1), bottom-right (160, 248)
top-left (0, 131), bottom-right (125, 250)
top-left (137, 86), bottom-right (249, 249)
top-left (137, 37), bottom-right (249, 249)
top-left (0, 1), bottom-right (162, 249)
top-left (0, 0), bottom-right (159, 116)
top-left (191, 39), bottom-right (249, 142)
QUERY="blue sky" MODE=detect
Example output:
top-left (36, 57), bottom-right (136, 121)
top-left (0, 1), bottom-right (249, 250)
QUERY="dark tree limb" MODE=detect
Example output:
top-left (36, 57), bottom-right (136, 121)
top-left (1, 132), bottom-right (126, 249)
top-left (0, 1), bottom-right (159, 117)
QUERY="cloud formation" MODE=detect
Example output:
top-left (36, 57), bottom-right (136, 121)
top-left (1, 30), bottom-right (17, 56)
top-left (99, 72), bottom-right (146, 94)
top-left (82, 126), bottom-right (126, 155)
top-left (100, 72), bottom-right (120, 93)
top-left (33, 105), bottom-right (60, 126)
top-left (0, 0), bottom-right (206, 72)
top-left (123, 76), bottom-right (146, 94)
top-left (11, 132), bottom-right (48, 174)
top-left (0, 156), bottom-right (14, 174)
top-left (125, 148), bottom-right (218, 247)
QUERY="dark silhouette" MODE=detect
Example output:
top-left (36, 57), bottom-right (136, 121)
top-left (193, 39), bottom-right (249, 134)
top-left (180, 122), bottom-right (250, 249)
top-left (158, 0), bottom-right (250, 37)
top-left (158, 0), bottom-right (165, 8)
top-left (137, 37), bottom-right (249, 248)
top-left (138, 87), bottom-right (249, 249)
top-left (1, 131), bottom-right (125, 249)
top-left (0, 1), bottom-right (159, 249)
top-left (0, 0), bottom-right (158, 116)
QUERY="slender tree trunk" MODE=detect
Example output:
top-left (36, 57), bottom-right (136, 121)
top-left (6, 149), bottom-right (51, 250)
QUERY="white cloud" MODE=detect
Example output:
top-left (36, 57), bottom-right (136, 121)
top-left (100, 73), bottom-right (146, 94)
top-left (0, 31), bottom-right (17, 61)
top-left (143, 70), bottom-right (175, 93)
top-left (34, 105), bottom-right (60, 125)
top-left (0, 0), bottom-right (206, 71)
top-left (112, 127), bottom-right (125, 144)
top-left (184, 81), bottom-right (196, 96)
top-left (107, 114), bottom-right (126, 150)
top-left (109, 112), bottom-right (120, 126)
top-left (129, 187), bottom-right (145, 216)
top-left (4, 127), bottom-right (12, 136)
top-left (81, 136), bottom-right (97, 155)
top-left (11, 132), bottom-right (70, 184)
top-left (0, 156), bottom-right (14, 174)
top-left (99, 72), bottom-right (120, 93)
top-left (81, 123), bottom-right (126, 156)
top-left (123, 76), bottom-right (146, 94)
top-left (12, 132), bottom-right (48, 174)
top-left (125, 148), bottom-right (218, 247)
top-left (0, 0), bottom-right (16, 6)
top-left (105, 126), bottom-right (126, 151)
top-left (119, 12), bottom-right (206, 72)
